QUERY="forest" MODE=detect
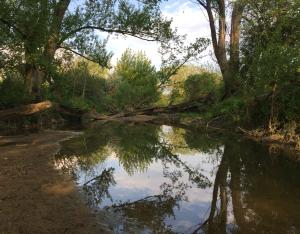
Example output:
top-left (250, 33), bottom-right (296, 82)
top-left (0, 0), bottom-right (300, 233)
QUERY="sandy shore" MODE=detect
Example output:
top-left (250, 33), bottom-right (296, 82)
top-left (0, 130), bottom-right (112, 234)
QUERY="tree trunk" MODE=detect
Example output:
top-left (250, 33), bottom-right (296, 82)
top-left (202, 0), bottom-right (245, 99)
top-left (24, 64), bottom-right (45, 97)
top-left (229, 149), bottom-right (246, 231)
top-left (222, 68), bottom-right (237, 98)
top-left (23, 0), bottom-right (70, 97)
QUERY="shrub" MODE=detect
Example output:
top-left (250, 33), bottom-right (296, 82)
top-left (0, 72), bottom-right (33, 108)
top-left (184, 72), bottom-right (221, 101)
top-left (52, 60), bottom-right (109, 112)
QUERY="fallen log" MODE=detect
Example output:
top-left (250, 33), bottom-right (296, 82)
top-left (87, 93), bottom-right (215, 122)
top-left (0, 93), bottom-right (213, 122)
top-left (0, 101), bottom-right (53, 120)
top-left (130, 92), bottom-right (214, 115)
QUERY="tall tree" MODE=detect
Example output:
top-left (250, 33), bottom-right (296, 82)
top-left (195, 0), bottom-right (246, 98)
top-left (0, 0), bottom-right (174, 96)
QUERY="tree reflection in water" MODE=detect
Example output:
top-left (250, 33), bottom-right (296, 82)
top-left (56, 122), bottom-right (300, 233)
top-left (190, 138), bottom-right (300, 234)
top-left (83, 167), bottom-right (116, 206)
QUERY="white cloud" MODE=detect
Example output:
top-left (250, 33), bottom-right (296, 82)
top-left (163, 1), bottom-right (211, 41)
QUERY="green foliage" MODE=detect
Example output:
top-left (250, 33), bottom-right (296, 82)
top-left (0, 0), bottom-right (174, 70)
top-left (53, 60), bottom-right (109, 112)
top-left (241, 0), bottom-right (300, 124)
top-left (184, 72), bottom-right (221, 101)
top-left (67, 97), bottom-right (91, 111)
top-left (51, 51), bottom-right (160, 112)
top-left (0, 0), bottom-right (299, 134)
top-left (112, 49), bottom-right (160, 109)
top-left (203, 96), bottom-right (246, 123)
top-left (0, 72), bottom-right (33, 108)
top-left (167, 65), bottom-right (205, 104)
top-left (0, 0), bottom-right (175, 97)
top-left (165, 66), bottom-right (222, 105)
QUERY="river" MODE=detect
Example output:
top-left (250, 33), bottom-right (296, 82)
top-left (55, 122), bottom-right (300, 234)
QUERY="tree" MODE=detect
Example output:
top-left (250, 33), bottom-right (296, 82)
top-left (194, 0), bottom-right (246, 98)
top-left (0, 0), bottom-right (174, 96)
top-left (241, 0), bottom-right (300, 126)
top-left (113, 49), bottom-right (159, 109)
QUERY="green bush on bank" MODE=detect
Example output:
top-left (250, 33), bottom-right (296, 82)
top-left (202, 96), bottom-right (246, 123)
top-left (0, 72), bottom-right (33, 108)
top-left (184, 72), bottom-right (221, 101)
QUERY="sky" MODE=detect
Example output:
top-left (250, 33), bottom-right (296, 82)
top-left (102, 0), bottom-right (215, 69)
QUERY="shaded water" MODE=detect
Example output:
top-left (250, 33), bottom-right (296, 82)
top-left (56, 122), bottom-right (300, 234)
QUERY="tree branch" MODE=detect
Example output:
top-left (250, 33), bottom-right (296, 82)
top-left (158, 54), bottom-right (208, 89)
top-left (205, 1), bottom-right (218, 54)
top-left (59, 25), bottom-right (159, 45)
top-left (58, 46), bottom-right (108, 67)
top-left (195, 0), bottom-right (207, 9)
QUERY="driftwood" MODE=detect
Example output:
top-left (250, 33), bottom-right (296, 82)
top-left (0, 101), bottom-right (53, 120)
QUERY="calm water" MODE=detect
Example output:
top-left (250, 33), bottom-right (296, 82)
top-left (56, 122), bottom-right (300, 234)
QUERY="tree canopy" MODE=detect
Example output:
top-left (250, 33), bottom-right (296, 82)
top-left (0, 0), bottom-right (174, 94)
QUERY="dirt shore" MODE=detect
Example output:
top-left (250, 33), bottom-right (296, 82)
top-left (0, 130), bottom-right (112, 234)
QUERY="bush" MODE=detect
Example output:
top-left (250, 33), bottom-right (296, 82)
top-left (52, 60), bottom-right (109, 112)
top-left (204, 96), bottom-right (246, 123)
top-left (0, 72), bottom-right (33, 108)
top-left (167, 65), bottom-right (207, 105)
top-left (184, 72), bottom-right (221, 101)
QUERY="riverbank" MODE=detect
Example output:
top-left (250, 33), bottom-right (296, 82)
top-left (0, 100), bottom-right (299, 159)
top-left (83, 111), bottom-right (300, 161)
top-left (171, 113), bottom-right (300, 160)
top-left (0, 130), bottom-right (112, 233)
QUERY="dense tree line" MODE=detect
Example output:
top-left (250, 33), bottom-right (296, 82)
top-left (0, 0), bottom-right (299, 135)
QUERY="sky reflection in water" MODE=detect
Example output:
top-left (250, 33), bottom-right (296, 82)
top-left (56, 122), bottom-right (300, 234)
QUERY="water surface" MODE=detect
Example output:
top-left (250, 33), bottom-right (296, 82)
top-left (56, 122), bottom-right (300, 234)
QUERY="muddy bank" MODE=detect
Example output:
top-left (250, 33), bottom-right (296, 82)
top-left (0, 130), bottom-right (112, 234)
